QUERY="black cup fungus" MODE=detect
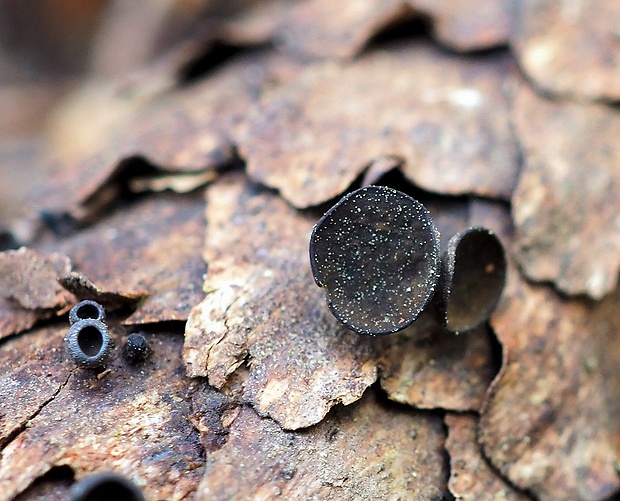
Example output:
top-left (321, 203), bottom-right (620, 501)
top-left (438, 226), bottom-right (506, 332)
top-left (64, 318), bottom-right (111, 370)
top-left (69, 299), bottom-right (106, 325)
top-left (309, 185), bottom-right (440, 335)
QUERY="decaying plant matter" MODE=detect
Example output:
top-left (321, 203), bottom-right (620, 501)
top-left (0, 1), bottom-right (619, 500)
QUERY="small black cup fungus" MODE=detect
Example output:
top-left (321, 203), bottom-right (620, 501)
top-left (438, 227), bottom-right (506, 332)
top-left (123, 333), bottom-right (152, 364)
top-left (309, 185), bottom-right (440, 335)
top-left (69, 472), bottom-right (146, 501)
top-left (69, 300), bottom-right (106, 325)
top-left (64, 319), bottom-right (111, 370)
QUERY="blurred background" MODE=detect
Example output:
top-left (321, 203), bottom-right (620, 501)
top-left (0, 0), bottom-right (261, 224)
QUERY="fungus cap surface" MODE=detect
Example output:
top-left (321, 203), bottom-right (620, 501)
top-left (310, 186), bottom-right (440, 335)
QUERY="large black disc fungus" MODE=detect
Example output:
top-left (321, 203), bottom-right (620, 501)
top-left (438, 227), bottom-right (506, 332)
top-left (309, 185), bottom-right (440, 335)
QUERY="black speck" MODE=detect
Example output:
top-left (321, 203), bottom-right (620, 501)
top-left (123, 333), bottom-right (152, 364)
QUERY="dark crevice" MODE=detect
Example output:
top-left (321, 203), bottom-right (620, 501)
top-left (0, 370), bottom-right (73, 451)
top-left (372, 385), bottom-right (453, 501)
top-left (373, 384), bottom-right (535, 500)
top-left (361, 15), bottom-right (433, 55)
top-left (505, 44), bottom-right (571, 105)
top-left (501, 72), bottom-right (527, 193)
top-left (486, 324), bottom-right (504, 382)
top-left (38, 156), bottom-right (157, 237)
top-left (76, 156), bottom-right (176, 223)
top-left (120, 319), bottom-right (186, 333)
top-left (363, 167), bottom-right (472, 210)
top-left (603, 488), bottom-right (620, 501)
top-left (299, 164), bottom-right (471, 222)
top-left (0, 311), bottom-right (68, 349)
top-left (475, 424), bottom-right (539, 501)
top-left (435, 39), bottom-right (511, 59)
top-left (39, 172), bottom-right (207, 249)
top-left (189, 382), bottom-right (240, 453)
top-left (177, 41), bottom-right (248, 86)
top-left (437, 408), bottom-right (538, 501)
top-left (218, 145), bottom-right (246, 174)
top-left (439, 416), bottom-right (456, 501)
top-left (13, 465), bottom-right (75, 501)
top-left (0, 228), bottom-right (21, 251)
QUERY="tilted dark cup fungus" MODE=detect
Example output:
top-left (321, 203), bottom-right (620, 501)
top-left (309, 185), bottom-right (440, 335)
top-left (69, 471), bottom-right (146, 501)
top-left (437, 227), bottom-right (506, 333)
top-left (64, 318), bottom-right (112, 370)
top-left (69, 299), bottom-right (106, 325)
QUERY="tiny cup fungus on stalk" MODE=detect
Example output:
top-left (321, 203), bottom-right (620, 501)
top-left (309, 185), bottom-right (440, 335)
top-left (65, 318), bottom-right (111, 369)
top-left (69, 471), bottom-right (146, 501)
top-left (437, 227), bottom-right (506, 333)
top-left (69, 299), bottom-right (106, 325)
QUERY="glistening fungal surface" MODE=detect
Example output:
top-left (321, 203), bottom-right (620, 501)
top-left (310, 186), bottom-right (440, 335)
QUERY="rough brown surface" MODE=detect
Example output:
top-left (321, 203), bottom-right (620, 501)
top-left (3, 2), bottom-right (620, 500)
top-left (41, 193), bottom-right (206, 325)
top-left (117, 51), bottom-right (290, 173)
top-left (0, 301), bottom-right (39, 340)
top-left (210, 0), bottom-right (291, 46)
top-left (58, 272), bottom-right (148, 311)
top-left (588, 285), bottom-right (620, 459)
top-left (445, 413), bottom-right (527, 501)
top-left (0, 324), bottom-right (204, 501)
top-left (411, 0), bottom-right (511, 51)
top-left (281, 0), bottom-right (414, 60)
top-left (0, 325), bottom-right (71, 447)
top-left (237, 41), bottom-right (519, 208)
top-left (511, 0), bottom-right (620, 101)
top-left (512, 85), bottom-right (620, 299)
top-left (276, 0), bottom-right (512, 60)
top-left (197, 390), bottom-right (447, 500)
top-left (0, 248), bottom-right (72, 311)
top-left (31, 50), bottom-right (301, 224)
top-left (379, 314), bottom-right (498, 412)
top-left (0, 248), bottom-right (74, 340)
top-left (480, 264), bottom-right (620, 501)
top-left (13, 469), bottom-right (73, 501)
top-left (184, 175), bottom-right (378, 429)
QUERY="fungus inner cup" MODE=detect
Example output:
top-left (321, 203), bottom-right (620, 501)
top-left (65, 318), bottom-right (110, 369)
top-left (441, 227), bottom-right (506, 332)
top-left (75, 303), bottom-right (101, 321)
top-left (69, 299), bottom-right (106, 325)
top-left (77, 325), bottom-right (105, 357)
top-left (309, 185), bottom-right (440, 335)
